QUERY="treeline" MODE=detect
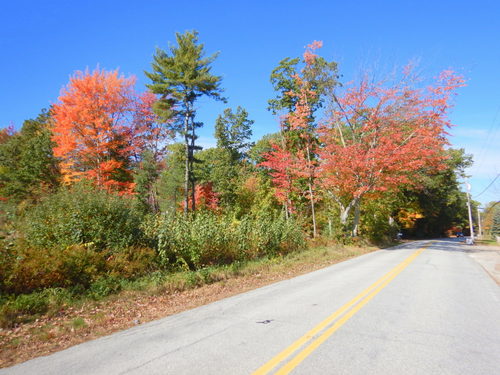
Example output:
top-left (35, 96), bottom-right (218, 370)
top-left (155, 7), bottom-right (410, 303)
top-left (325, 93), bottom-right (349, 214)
top-left (0, 32), bottom-right (472, 312)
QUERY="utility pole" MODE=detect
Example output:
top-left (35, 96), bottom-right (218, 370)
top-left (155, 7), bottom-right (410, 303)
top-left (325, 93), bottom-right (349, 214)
top-left (465, 181), bottom-right (475, 243)
top-left (477, 207), bottom-right (483, 239)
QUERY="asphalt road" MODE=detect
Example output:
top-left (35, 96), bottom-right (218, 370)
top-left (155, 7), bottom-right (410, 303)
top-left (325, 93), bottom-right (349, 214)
top-left (3, 239), bottom-right (499, 374)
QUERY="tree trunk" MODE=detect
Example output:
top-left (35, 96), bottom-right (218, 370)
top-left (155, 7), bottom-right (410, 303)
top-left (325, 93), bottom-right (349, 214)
top-left (183, 111), bottom-right (190, 214)
top-left (352, 199), bottom-right (361, 237)
top-left (308, 182), bottom-right (317, 238)
top-left (304, 143), bottom-right (317, 238)
top-left (190, 118), bottom-right (196, 212)
top-left (339, 197), bottom-right (360, 236)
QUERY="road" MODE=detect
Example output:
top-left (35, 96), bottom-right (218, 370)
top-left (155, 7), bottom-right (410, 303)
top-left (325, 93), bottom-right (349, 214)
top-left (3, 239), bottom-right (499, 374)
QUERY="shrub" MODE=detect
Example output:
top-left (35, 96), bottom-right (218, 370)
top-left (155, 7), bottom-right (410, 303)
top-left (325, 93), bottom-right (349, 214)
top-left (87, 276), bottom-right (122, 299)
top-left (18, 182), bottom-right (143, 251)
top-left (0, 292), bottom-right (48, 328)
top-left (106, 247), bottom-right (157, 279)
top-left (152, 212), bottom-right (305, 269)
top-left (2, 245), bottom-right (106, 294)
top-left (155, 212), bottom-right (238, 269)
top-left (2, 244), bottom-right (159, 295)
top-left (0, 287), bottom-right (74, 328)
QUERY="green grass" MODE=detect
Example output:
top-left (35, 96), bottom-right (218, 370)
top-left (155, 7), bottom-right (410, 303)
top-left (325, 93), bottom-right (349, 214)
top-left (70, 317), bottom-right (87, 330)
top-left (475, 238), bottom-right (499, 246)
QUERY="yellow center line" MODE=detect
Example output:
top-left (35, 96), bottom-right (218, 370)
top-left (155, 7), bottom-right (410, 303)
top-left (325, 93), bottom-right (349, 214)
top-left (252, 243), bottom-right (431, 375)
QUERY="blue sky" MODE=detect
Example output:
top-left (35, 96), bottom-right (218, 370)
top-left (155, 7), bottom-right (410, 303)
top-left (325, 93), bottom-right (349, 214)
top-left (1, 0), bottom-right (499, 205)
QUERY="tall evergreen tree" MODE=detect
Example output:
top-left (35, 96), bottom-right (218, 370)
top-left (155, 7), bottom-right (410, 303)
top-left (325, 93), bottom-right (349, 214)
top-left (492, 205), bottom-right (500, 237)
top-left (145, 31), bottom-right (225, 212)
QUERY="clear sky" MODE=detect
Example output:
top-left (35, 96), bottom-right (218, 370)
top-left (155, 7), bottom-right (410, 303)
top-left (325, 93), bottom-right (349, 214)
top-left (1, 0), bottom-right (499, 206)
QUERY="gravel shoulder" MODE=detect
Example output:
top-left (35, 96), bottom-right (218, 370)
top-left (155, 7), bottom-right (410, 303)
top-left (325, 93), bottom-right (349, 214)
top-left (466, 242), bottom-right (500, 284)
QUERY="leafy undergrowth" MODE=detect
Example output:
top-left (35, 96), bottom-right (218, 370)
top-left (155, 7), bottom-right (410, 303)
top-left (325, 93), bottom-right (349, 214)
top-left (0, 243), bottom-right (377, 368)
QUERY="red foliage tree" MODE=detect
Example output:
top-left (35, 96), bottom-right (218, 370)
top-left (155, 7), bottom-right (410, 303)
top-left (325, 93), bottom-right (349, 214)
top-left (132, 91), bottom-right (175, 164)
top-left (261, 42), bottom-right (322, 235)
top-left (52, 68), bottom-right (138, 194)
top-left (319, 67), bottom-right (465, 235)
top-left (184, 182), bottom-right (220, 211)
top-left (259, 143), bottom-right (299, 216)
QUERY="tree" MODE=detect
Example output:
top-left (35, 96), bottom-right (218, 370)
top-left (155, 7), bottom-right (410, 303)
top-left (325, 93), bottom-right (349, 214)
top-left (484, 202), bottom-right (500, 238)
top-left (0, 110), bottom-right (60, 202)
top-left (132, 91), bottom-right (174, 163)
top-left (145, 30), bottom-right (225, 212)
top-left (157, 143), bottom-right (186, 214)
top-left (268, 41), bottom-right (338, 117)
top-left (492, 205), bottom-right (500, 237)
top-left (132, 91), bottom-right (174, 212)
top-left (195, 147), bottom-right (240, 207)
top-left (319, 67), bottom-right (465, 235)
top-left (262, 42), bottom-right (332, 236)
top-left (134, 150), bottom-right (161, 213)
top-left (397, 148), bottom-right (472, 237)
top-left (52, 68), bottom-right (138, 194)
top-left (214, 106), bottom-right (254, 161)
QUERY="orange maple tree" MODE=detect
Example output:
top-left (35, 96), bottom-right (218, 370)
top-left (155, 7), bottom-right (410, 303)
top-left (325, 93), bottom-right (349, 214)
top-left (52, 68), bottom-right (138, 193)
top-left (319, 66), bottom-right (465, 235)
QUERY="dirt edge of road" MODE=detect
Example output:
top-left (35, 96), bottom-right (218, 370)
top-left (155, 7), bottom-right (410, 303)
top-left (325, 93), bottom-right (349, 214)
top-left (465, 243), bottom-right (500, 285)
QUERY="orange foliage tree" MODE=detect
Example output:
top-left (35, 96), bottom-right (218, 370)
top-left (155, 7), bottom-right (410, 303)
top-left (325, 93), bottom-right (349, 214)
top-left (319, 67), bottom-right (465, 235)
top-left (52, 68), bottom-right (139, 193)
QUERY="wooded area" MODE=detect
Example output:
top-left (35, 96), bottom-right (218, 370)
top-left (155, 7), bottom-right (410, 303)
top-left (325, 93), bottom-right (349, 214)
top-left (1, 31), bottom-right (485, 326)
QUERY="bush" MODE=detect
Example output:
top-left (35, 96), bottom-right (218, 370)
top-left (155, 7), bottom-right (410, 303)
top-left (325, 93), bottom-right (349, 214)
top-left (18, 182), bottom-right (144, 251)
top-left (87, 276), bottom-right (122, 299)
top-left (155, 212), bottom-right (237, 269)
top-left (2, 244), bottom-right (157, 295)
top-left (151, 212), bottom-right (305, 269)
top-left (106, 247), bottom-right (157, 279)
top-left (2, 245), bottom-right (106, 294)
top-left (0, 287), bottom-right (74, 328)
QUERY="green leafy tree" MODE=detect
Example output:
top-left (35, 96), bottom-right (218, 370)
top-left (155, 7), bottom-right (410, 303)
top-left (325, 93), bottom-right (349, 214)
top-left (396, 149), bottom-right (472, 238)
top-left (0, 109), bottom-right (60, 203)
top-left (248, 132), bottom-right (281, 166)
top-left (145, 30), bottom-right (225, 212)
top-left (214, 106), bottom-right (254, 161)
top-left (195, 147), bottom-right (241, 207)
top-left (267, 46), bottom-right (338, 117)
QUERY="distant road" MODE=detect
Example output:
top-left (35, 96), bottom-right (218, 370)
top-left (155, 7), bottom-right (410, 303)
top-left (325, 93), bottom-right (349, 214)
top-left (3, 239), bottom-right (499, 374)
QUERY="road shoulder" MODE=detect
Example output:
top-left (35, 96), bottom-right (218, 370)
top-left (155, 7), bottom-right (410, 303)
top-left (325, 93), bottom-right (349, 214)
top-left (466, 243), bottom-right (500, 285)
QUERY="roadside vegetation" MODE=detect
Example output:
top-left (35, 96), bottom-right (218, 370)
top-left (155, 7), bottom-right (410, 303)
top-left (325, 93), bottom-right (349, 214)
top-left (0, 31), bottom-right (479, 361)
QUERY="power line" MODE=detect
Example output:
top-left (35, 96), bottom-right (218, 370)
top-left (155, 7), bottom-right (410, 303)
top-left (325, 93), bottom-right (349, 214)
top-left (475, 173), bottom-right (500, 198)
top-left (474, 104), bottom-right (500, 172)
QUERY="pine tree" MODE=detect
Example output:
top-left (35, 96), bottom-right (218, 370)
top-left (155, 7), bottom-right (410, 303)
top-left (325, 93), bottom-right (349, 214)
top-left (492, 206), bottom-right (500, 237)
top-left (145, 31), bottom-right (225, 212)
top-left (214, 106), bottom-right (254, 161)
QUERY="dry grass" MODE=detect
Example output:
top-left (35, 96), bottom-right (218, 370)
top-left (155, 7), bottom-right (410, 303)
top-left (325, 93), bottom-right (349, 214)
top-left (0, 243), bottom-right (377, 368)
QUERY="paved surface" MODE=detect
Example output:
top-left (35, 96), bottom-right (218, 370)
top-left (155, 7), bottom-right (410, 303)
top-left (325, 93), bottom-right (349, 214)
top-left (2, 239), bottom-right (499, 374)
top-left (466, 242), bottom-right (500, 284)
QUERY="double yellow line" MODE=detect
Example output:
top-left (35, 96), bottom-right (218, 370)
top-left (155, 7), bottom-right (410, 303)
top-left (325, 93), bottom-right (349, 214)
top-left (252, 243), bottom-right (430, 375)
